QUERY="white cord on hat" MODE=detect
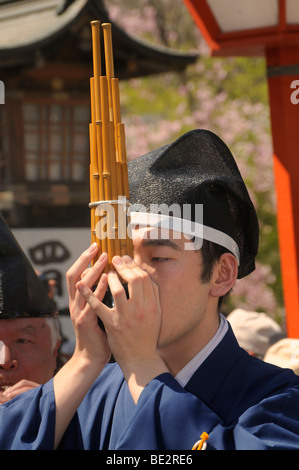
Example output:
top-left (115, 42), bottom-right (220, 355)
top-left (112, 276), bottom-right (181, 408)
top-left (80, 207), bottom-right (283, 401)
top-left (130, 211), bottom-right (240, 265)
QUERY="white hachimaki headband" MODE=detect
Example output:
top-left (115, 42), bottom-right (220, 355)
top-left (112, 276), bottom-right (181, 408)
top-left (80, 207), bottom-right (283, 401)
top-left (129, 211), bottom-right (240, 265)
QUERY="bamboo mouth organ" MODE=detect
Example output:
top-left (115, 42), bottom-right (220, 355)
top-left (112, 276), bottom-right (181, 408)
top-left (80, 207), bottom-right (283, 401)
top-left (89, 21), bottom-right (133, 271)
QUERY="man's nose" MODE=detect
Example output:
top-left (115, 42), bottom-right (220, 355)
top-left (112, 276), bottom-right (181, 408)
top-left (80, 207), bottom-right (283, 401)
top-left (0, 346), bottom-right (18, 370)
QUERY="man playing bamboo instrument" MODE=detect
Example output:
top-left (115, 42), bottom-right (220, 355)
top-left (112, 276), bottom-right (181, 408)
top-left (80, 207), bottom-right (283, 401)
top-left (1, 129), bottom-right (299, 450)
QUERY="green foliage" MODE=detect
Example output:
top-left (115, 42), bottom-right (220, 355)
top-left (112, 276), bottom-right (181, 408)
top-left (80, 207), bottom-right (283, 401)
top-left (221, 56), bottom-right (269, 105)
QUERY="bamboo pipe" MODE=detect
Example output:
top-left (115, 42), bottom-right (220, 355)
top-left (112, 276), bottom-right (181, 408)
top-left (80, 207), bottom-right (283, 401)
top-left (95, 120), bottom-right (107, 255)
top-left (101, 21), bottom-right (116, 263)
top-left (89, 20), bottom-right (133, 273)
top-left (99, 75), bottom-right (115, 267)
top-left (90, 21), bottom-right (101, 122)
top-left (102, 23), bottom-right (114, 121)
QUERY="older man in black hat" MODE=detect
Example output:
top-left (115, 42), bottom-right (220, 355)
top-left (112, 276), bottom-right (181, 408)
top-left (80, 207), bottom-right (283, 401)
top-left (0, 213), bottom-right (60, 403)
top-left (1, 130), bottom-right (299, 450)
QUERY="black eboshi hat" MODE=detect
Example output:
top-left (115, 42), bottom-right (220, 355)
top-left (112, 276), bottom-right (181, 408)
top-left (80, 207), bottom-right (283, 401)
top-left (0, 212), bottom-right (58, 319)
top-left (127, 129), bottom-right (259, 279)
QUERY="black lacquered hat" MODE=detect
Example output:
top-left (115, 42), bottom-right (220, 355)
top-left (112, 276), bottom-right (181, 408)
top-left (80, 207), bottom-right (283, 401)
top-left (0, 212), bottom-right (58, 319)
top-left (128, 129), bottom-right (259, 279)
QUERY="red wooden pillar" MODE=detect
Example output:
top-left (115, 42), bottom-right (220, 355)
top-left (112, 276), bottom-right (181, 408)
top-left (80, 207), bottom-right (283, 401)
top-left (266, 45), bottom-right (299, 337)
top-left (182, 0), bottom-right (299, 336)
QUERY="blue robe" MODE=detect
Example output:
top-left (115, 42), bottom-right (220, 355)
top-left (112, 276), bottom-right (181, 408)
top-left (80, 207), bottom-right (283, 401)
top-left (1, 325), bottom-right (299, 450)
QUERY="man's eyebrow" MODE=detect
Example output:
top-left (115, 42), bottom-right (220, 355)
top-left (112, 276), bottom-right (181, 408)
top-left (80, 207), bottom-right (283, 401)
top-left (19, 325), bottom-right (37, 334)
top-left (140, 239), bottom-right (181, 251)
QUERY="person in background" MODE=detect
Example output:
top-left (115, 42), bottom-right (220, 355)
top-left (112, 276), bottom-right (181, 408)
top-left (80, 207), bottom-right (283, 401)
top-left (0, 212), bottom-right (60, 404)
top-left (0, 317), bottom-right (61, 403)
top-left (264, 338), bottom-right (299, 374)
top-left (226, 308), bottom-right (285, 359)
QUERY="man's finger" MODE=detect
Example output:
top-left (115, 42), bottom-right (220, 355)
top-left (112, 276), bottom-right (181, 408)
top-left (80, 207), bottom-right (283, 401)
top-left (80, 252), bottom-right (108, 291)
top-left (76, 276), bottom-right (110, 324)
top-left (112, 256), bottom-right (158, 305)
top-left (66, 243), bottom-right (99, 300)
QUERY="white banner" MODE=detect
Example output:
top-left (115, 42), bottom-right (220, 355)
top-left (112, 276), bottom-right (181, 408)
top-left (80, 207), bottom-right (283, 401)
top-left (0, 80), bottom-right (4, 104)
top-left (13, 228), bottom-right (90, 312)
top-left (0, 340), bottom-right (4, 364)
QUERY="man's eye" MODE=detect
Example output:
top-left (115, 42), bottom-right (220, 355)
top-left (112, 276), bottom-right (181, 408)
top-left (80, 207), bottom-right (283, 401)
top-left (151, 257), bottom-right (168, 262)
top-left (16, 338), bottom-right (30, 344)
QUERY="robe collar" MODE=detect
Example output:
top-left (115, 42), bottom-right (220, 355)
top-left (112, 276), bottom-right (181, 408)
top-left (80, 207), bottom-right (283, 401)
top-left (184, 324), bottom-right (299, 424)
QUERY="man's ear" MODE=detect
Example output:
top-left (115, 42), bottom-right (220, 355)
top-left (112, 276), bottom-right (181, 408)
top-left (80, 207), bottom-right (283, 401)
top-left (209, 253), bottom-right (238, 298)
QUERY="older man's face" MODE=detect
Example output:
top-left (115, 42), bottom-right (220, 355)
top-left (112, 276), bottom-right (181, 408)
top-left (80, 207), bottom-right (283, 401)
top-left (0, 318), bottom-right (59, 390)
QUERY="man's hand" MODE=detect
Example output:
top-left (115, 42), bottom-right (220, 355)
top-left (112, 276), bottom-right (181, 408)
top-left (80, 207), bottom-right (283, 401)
top-left (0, 380), bottom-right (40, 404)
top-left (67, 243), bottom-right (111, 366)
top-left (53, 244), bottom-right (111, 448)
top-left (76, 255), bottom-right (169, 403)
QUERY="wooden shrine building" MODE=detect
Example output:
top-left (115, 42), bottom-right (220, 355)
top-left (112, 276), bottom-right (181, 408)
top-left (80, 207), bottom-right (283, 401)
top-left (0, 0), bottom-right (197, 229)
